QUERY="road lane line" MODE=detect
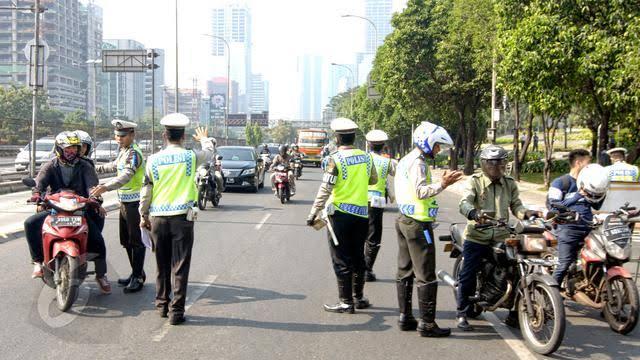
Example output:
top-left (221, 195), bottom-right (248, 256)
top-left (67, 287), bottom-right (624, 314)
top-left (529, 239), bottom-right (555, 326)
top-left (255, 213), bottom-right (271, 230)
top-left (152, 274), bottom-right (218, 342)
top-left (483, 312), bottom-right (538, 360)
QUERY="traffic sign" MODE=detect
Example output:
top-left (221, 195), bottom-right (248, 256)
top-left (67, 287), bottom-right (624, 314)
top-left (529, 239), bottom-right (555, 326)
top-left (367, 74), bottom-right (381, 100)
top-left (23, 39), bottom-right (49, 61)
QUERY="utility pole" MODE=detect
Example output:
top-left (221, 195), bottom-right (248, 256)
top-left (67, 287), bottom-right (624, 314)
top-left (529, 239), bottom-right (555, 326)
top-left (30, 0), bottom-right (42, 178)
top-left (147, 49), bottom-right (160, 153)
top-left (174, 0), bottom-right (179, 112)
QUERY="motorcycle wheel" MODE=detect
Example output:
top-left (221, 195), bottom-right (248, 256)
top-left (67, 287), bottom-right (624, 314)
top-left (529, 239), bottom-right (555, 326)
top-left (56, 255), bottom-right (80, 312)
top-left (278, 188), bottom-right (286, 204)
top-left (453, 256), bottom-right (483, 318)
top-left (518, 281), bottom-right (565, 355)
top-left (212, 189), bottom-right (220, 207)
top-left (197, 186), bottom-right (207, 210)
top-left (603, 276), bottom-right (639, 334)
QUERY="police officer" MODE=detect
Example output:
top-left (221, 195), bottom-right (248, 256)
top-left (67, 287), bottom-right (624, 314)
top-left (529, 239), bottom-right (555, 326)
top-left (363, 129), bottom-right (396, 282)
top-left (91, 119), bottom-right (147, 293)
top-left (395, 122), bottom-right (462, 337)
top-left (306, 118), bottom-right (378, 313)
top-left (605, 147), bottom-right (639, 182)
top-left (139, 113), bottom-right (214, 325)
top-left (457, 145), bottom-right (541, 331)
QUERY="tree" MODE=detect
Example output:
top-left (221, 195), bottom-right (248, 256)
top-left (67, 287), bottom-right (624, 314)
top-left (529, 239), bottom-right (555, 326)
top-left (268, 122), bottom-right (295, 145)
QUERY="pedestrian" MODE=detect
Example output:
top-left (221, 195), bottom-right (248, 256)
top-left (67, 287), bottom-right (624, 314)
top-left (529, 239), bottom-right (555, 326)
top-left (91, 119), bottom-right (147, 293)
top-left (139, 113), bottom-right (215, 325)
top-left (363, 129), bottom-right (396, 282)
top-left (533, 133), bottom-right (539, 152)
top-left (605, 148), bottom-right (639, 182)
top-left (456, 145), bottom-right (542, 331)
top-left (306, 118), bottom-right (378, 314)
top-left (395, 121), bottom-right (464, 337)
top-left (519, 134), bottom-right (526, 150)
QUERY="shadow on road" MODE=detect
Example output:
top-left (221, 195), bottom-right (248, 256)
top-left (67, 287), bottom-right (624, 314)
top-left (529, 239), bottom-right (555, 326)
top-left (194, 282), bottom-right (306, 307)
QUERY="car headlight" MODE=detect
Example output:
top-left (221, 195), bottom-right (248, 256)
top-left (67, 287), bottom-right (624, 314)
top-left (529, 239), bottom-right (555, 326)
top-left (242, 168), bottom-right (255, 176)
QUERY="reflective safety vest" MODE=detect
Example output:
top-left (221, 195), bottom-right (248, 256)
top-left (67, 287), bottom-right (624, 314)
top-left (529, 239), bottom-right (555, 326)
top-left (117, 143), bottom-right (144, 203)
top-left (368, 152), bottom-right (390, 199)
top-left (329, 149), bottom-right (373, 218)
top-left (606, 162), bottom-right (640, 182)
top-left (148, 147), bottom-right (197, 216)
top-left (395, 152), bottom-right (438, 222)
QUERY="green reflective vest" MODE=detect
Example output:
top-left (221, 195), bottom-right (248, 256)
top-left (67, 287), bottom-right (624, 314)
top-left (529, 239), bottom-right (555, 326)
top-left (117, 143), bottom-right (144, 203)
top-left (329, 149), bottom-right (373, 218)
top-left (148, 147), bottom-right (197, 216)
top-left (368, 152), bottom-right (390, 199)
top-left (395, 153), bottom-right (438, 222)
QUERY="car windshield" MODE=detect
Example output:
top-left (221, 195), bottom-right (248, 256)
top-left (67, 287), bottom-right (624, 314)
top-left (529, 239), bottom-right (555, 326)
top-left (218, 148), bottom-right (255, 162)
top-left (24, 142), bottom-right (53, 152)
top-left (268, 147), bottom-right (279, 154)
top-left (97, 142), bottom-right (118, 151)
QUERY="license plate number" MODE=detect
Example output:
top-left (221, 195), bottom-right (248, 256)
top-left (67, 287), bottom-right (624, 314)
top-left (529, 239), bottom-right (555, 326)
top-left (227, 178), bottom-right (235, 184)
top-left (444, 243), bottom-right (453, 252)
top-left (52, 216), bottom-right (82, 227)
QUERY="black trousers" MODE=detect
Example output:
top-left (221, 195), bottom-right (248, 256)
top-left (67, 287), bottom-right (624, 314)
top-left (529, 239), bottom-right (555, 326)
top-left (395, 214), bottom-right (436, 286)
top-left (151, 215), bottom-right (194, 316)
top-left (119, 202), bottom-right (143, 248)
top-left (327, 211), bottom-right (368, 277)
top-left (365, 206), bottom-right (384, 271)
top-left (25, 210), bottom-right (107, 276)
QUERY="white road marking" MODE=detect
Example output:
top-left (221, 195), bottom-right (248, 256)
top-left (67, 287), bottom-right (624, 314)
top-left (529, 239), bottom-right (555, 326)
top-left (152, 274), bottom-right (218, 342)
top-left (255, 213), bottom-right (271, 230)
top-left (483, 312), bottom-right (538, 360)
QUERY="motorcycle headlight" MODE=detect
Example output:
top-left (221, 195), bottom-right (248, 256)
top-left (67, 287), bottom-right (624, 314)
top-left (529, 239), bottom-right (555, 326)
top-left (242, 168), bottom-right (255, 176)
top-left (198, 168), bottom-right (209, 177)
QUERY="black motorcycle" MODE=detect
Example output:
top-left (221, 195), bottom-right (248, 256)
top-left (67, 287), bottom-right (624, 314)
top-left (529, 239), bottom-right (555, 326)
top-left (291, 157), bottom-right (303, 179)
top-left (438, 215), bottom-right (565, 355)
top-left (196, 158), bottom-right (222, 210)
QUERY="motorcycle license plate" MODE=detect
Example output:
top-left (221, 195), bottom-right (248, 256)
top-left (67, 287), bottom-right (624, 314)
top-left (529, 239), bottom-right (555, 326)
top-left (227, 178), bottom-right (235, 184)
top-left (444, 243), bottom-right (453, 252)
top-left (52, 216), bottom-right (82, 227)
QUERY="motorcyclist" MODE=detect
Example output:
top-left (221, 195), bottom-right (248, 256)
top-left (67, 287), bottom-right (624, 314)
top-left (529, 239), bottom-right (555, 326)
top-left (259, 144), bottom-right (271, 155)
top-left (207, 137), bottom-right (225, 193)
top-left (290, 144), bottom-right (304, 175)
top-left (75, 130), bottom-right (94, 162)
top-left (547, 153), bottom-right (608, 290)
top-left (270, 144), bottom-right (296, 195)
top-left (24, 131), bottom-right (111, 294)
top-left (456, 145), bottom-right (541, 331)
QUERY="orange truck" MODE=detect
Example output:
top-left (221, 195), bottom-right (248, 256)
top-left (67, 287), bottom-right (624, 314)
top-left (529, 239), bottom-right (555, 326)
top-left (297, 128), bottom-right (328, 167)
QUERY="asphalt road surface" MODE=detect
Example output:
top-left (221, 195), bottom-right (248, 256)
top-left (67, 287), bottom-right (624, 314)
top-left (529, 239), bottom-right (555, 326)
top-left (0, 167), bottom-right (637, 359)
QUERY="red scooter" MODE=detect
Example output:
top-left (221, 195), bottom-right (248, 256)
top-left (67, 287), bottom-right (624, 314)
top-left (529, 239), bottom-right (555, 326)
top-left (24, 178), bottom-right (98, 312)
top-left (273, 164), bottom-right (291, 204)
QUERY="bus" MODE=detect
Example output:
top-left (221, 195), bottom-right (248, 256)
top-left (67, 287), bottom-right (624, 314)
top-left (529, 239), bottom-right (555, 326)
top-left (297, 128), bottom-right (328, 167)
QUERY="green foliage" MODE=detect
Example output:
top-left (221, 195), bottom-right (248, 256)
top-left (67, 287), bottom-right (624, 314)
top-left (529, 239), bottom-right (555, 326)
top-left (244, 122), bottom-right (263, 147)
top-left (268, 122), bottom-right (295, 145)
top-left (521, 159), bottom-right (569, 174)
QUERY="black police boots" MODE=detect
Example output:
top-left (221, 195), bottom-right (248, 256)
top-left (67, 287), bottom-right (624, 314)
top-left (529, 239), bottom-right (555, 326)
top-left (353, 271), bottom-right (371, 309)
top-left (397, 278), bottom-right (418, 331)
top-left (124, 248), bottom-right (146, 294)
top-left (324, 275), bottom-right (355, 314)
top-left (417, 283), bottom-right (451, 337)
top-left (364, 245), bottom-right (380, 282)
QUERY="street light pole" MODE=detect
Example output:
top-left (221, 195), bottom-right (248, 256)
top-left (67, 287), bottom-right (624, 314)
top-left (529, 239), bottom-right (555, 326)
top-left (85, 59), bottom-right (102, 153)
top-left (174, 0), bottom-right (179, 112)
top-left (331, 63), bottom-right (355, 118)
top-left (202, 34), bottom-right (230, 142)
top-left (341, 14), bottom-right (378, 54)
top-left (30, 0), bottom-right (41, 178)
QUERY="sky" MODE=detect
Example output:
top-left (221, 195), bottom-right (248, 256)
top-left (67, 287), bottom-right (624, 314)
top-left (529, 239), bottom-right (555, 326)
top-left (92, 0), bottom-right (407, 119)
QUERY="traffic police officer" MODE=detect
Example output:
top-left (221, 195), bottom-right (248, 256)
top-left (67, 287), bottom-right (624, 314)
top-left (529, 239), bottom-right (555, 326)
top-left (605, 147), bottom-right (639, 182)
top-left (139, 113), bottom-right (215, 325)
top-left (306, 118), bottom-right (378, 314)
top-left (363, 129), bottom-right (396, 282)
top-left (456, 145), bottom-right (541, 331)
top-left (395, 121), bottom-right (463, 337)
top-left (91, 119), bottom-right (147, 293)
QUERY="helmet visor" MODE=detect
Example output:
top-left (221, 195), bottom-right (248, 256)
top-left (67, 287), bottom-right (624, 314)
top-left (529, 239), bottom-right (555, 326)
top-left (481, 159), bottom-right (506, 180)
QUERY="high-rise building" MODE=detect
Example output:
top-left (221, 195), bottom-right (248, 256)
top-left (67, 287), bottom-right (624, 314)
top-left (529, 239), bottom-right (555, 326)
top-left (250, 73), bottom-right (268, 113)
top-left (297, 55), bottom-right (323, 121)
top-left (365, 0), bottom-right (393, 54)
top-left (101, 39), bottom-right (146, 120)
top-left (144, 48), bottom-right (164, 115)
top-left (0, 0), bottom-right (102, 113)
top-left (210, 1), bottom-right (252, 113)
top-left (81, 1), bottom-right (103, 117)
top-left (162, 87), bottom-right (202, 125)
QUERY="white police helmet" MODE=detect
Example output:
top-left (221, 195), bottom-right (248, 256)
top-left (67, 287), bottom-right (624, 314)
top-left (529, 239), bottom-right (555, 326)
top-left (365, 129), bottom-right (389, 143)
top-left (413, 121), bottom-right (453, 155)
top-left (577, 164), bottom-right (610, 204)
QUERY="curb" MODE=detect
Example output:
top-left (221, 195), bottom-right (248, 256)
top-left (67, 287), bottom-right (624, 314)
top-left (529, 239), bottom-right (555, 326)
top-left (0, 201), bottom-right (121, 245)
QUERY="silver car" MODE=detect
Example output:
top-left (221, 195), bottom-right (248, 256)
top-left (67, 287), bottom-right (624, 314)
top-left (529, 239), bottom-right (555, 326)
top-left (14, 138), bottom-right (55, 171)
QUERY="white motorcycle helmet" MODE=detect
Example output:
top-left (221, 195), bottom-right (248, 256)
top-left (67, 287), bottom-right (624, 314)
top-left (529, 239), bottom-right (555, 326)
top-left (413, 121), bottom-right (454, 156)
top-left (577, 164), bottom-right (609, 204)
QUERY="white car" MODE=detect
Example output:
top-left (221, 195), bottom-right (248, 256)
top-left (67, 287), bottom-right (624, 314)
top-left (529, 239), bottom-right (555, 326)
top-left (14, 138), bottom-right (55, 171)
top-left (91, 140), bottom-right (119, 162)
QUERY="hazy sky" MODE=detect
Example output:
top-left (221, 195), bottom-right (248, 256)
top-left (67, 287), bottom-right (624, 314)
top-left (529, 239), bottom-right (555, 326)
top-left (93, 0), bottom-right (406, 118)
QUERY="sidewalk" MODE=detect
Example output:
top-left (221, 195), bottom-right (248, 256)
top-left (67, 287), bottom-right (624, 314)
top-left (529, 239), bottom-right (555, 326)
top-left (0, 178), bottom-right (120, 243)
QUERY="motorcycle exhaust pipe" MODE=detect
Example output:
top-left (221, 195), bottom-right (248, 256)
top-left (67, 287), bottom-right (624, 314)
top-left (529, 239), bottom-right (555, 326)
top-left (437, 270), bottom-right (457, 289)
top-left (572, 291), bottom-right (603, 309)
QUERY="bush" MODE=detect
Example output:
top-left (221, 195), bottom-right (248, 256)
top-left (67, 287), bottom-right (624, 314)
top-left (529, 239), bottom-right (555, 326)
top-left (521, 159), bottom-right (569, 174)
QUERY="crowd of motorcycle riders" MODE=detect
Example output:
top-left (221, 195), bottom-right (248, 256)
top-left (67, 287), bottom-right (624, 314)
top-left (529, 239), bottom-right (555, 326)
top-left (23, 113), bottom-right (639, 342)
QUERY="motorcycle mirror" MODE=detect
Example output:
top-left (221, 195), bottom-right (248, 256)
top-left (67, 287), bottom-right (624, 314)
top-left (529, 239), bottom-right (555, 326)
top-left (22, 177), bottom-right (36, 188)
top-left (257, 158), bottom-right (263, 163)
top-left (216, 155), bottom-right (223, 160)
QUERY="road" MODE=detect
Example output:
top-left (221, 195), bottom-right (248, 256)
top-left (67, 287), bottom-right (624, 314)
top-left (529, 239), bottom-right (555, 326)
top-left (0, 168), bottom-right (637, 360)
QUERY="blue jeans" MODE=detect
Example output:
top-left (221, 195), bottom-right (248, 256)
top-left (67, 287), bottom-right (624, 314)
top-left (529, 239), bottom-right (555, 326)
top-left (456, 240), bottom-right (492, 317)
top-left (552, 225), bottom-right (590, 286)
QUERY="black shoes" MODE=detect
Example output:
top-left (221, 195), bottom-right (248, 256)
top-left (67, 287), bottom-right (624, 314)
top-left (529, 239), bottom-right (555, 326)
top-left (169, 314), bottom-right (186, 325)
top-left (117, 275), bottom-right (132, 286)
top-left (365, 270), bottom-right (377, 282)
top-left (398, 313), bottom-right (418, 331)
top-left (123, 276), bottom-right (144, 294)
top-left (323, 301), bottom-right (355, 314)
top-left (159, 307), bottom-right (169, 318)
top-left (457, 316), bottom-right (474, 331)
top-left (418, 320), bottom-right (452, 337)
top-left (355, 296), bottom-right (371, 309)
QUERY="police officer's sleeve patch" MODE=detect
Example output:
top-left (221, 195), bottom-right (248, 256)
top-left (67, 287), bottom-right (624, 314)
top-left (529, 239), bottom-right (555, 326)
top-left (323, 173), bottom-right (337, 185)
